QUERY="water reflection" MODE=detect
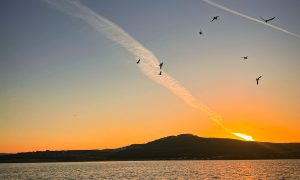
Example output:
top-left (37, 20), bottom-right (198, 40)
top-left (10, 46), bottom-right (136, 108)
top-left (0, 160), bottom-right (299, 179)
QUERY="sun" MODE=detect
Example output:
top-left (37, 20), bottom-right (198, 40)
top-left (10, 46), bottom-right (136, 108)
top-left (233, 133), bottom-right (254, 141)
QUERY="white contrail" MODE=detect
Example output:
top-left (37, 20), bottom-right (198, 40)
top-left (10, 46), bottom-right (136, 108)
top-left (45, 0), bottom-right (249, 140)
top-left (203, 0), bottom-right (300, 39)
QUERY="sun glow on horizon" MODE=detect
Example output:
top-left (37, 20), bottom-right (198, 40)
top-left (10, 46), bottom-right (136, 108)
top-left (233, 133), bottom-right (254, 141)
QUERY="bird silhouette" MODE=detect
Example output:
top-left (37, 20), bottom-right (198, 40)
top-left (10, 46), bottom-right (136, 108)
top-left (158, 71), bottom-right (162, 75)
top-left (211, 16), bottom-right (219, 22)
top-left (136, 59), bottom-right (140, 64)
top-left (241, 56), bottom-right (248, 60)
top-left (260, 17), bottom-right (275, 23)
top-left (199, 29), bottom-right (203, 35)
top-left (256, 76), bottom-right (262, 85)
top-left (159, 62), bottom-right (163, 69)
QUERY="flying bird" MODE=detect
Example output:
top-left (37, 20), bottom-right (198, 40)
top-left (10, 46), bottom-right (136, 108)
top-left (159, 62), bottom-right (163, 69)
top-left (199, 29), bottom-right (203, 35)
top-left (211, 16), bottom-right (219, 22)
top-left (158, 71), bottom-right (162, 75)
top-left (260, 17), bottom-right (275, 23)
top-left (241, 56), bottom-right (248, 60)
top-left (256, 76), bottom-right (262, 85)
top-left (136, 59), bottom-right (140, 64)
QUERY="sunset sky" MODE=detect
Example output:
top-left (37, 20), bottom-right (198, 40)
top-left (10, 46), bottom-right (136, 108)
top-left (1, 0), bottom-right (300, 153)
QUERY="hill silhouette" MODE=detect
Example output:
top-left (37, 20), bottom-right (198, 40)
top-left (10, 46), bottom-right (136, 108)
top-left (1, 134), bottom-right (300, 163)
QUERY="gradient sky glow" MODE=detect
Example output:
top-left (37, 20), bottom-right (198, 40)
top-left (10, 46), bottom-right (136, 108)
top-left (1, 0), bottom-right (300, 153)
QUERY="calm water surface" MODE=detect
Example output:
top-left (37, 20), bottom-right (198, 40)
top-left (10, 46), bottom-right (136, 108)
top-left (0, 160), bottom-right (299, 179)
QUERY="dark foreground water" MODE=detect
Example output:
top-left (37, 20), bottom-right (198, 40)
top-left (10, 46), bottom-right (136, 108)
top-left (0, 160), bottom-right (299, 179)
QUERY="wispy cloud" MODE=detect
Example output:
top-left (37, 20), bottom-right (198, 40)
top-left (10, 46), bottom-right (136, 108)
top-left (203, 0), bottom-right (300, 39)
top-left (45, 0), bottom-right (248, 140)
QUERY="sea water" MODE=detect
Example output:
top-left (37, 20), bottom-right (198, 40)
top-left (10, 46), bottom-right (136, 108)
top-left (0, 160), bottom-right (299, 179)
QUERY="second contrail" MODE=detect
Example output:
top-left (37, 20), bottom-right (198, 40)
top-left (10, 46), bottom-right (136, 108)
top-left (203, 0), bottom-right (300, 39)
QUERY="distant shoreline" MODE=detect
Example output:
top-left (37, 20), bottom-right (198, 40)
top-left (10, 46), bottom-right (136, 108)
top-left (1, 158), bottom-right (300, 164)
top-left (1, 134), bottom-right (300, 163)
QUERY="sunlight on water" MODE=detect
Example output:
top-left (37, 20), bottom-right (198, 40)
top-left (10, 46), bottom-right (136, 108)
top-left (0, 160), bottom-right (299, 179)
